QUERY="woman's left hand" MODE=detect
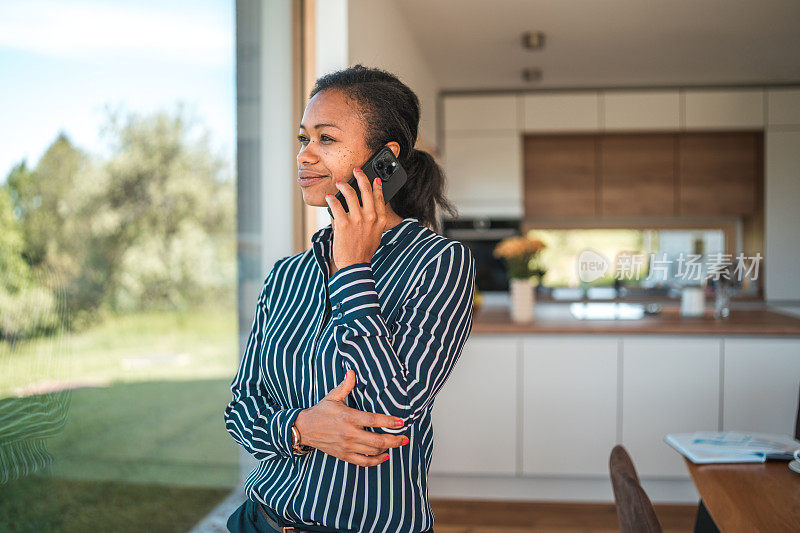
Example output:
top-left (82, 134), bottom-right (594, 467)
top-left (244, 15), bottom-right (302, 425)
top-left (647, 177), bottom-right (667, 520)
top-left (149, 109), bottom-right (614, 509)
top-left (325, 167), bottom-right (386, 269)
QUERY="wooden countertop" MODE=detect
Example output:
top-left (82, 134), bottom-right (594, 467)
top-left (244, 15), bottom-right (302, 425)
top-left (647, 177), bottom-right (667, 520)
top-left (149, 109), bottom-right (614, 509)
top-left (470, 304), bottom-right (800, 336)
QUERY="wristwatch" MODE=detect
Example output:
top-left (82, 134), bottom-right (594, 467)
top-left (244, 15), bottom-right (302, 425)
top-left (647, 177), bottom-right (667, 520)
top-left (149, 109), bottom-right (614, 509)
top-left (291, 422), bottom-right (313, 455)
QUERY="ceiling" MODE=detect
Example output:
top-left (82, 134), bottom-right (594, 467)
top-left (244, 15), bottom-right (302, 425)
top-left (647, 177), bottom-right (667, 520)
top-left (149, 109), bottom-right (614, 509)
top-left (395, 0), bottom-right (800, 91)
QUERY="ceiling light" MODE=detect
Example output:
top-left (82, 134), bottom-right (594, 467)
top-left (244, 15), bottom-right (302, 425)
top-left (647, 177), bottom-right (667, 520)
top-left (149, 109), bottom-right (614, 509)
top-left (521, 68), bottom-right (543, 83)
top-left (522, 31), bottom-right (546, 50)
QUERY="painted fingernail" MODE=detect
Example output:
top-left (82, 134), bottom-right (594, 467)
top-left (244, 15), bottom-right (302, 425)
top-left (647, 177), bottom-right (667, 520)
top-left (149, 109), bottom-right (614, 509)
top-left (336, 180), bottom-right (342, 184)
top-left (354, 167), bottom-right (362, 172)
top-left (395, 419), bottom-right (404, 427)
top-left (383, 455), bottom-right (389, 462)
top-left (401, 437), bottom-right (409, 445)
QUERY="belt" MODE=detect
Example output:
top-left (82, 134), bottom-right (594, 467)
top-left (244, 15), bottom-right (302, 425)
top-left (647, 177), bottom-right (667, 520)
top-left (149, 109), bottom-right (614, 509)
top-left (255, 501), bottom-right (344, 533)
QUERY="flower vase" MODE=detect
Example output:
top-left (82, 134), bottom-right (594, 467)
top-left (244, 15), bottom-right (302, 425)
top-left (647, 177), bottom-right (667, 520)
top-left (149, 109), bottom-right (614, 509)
top-left (509, 277), bottom-right (535, 323)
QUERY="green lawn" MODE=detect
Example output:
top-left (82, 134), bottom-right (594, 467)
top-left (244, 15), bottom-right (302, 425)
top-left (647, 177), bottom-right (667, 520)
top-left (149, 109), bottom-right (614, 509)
top-left (1, 306), bottom-right (243, 531)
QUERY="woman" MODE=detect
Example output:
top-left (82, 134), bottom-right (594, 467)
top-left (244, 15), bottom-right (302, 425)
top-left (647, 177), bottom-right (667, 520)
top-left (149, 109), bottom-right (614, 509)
top-left (225, 65), bottom-right (476, 533)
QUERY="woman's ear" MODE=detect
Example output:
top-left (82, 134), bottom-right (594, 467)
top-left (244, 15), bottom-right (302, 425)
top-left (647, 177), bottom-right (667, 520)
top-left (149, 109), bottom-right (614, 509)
top-left (385, 141), bottom-right (401, 158)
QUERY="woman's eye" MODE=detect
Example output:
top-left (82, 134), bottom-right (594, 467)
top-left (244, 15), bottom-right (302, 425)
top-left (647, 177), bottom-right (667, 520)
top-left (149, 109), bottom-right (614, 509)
top-left (297, 135), bottom-right (308, 144)
top-left (320, 135), bottom-right (335, 143)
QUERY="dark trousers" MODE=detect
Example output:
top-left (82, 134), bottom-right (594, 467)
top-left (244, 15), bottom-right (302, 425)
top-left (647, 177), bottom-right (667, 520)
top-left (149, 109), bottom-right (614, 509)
top-left (226, 498), bottom-right (434, 533)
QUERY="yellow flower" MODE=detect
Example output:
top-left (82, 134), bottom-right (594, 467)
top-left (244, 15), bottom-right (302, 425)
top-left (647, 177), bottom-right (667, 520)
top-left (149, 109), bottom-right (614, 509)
top-left (492, 236), bottom-right (546, 259)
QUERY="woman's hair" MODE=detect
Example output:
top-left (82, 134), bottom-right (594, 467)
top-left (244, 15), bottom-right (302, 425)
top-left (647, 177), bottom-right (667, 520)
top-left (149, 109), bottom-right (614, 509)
top-left (309, 64), bottom-right (458, 233)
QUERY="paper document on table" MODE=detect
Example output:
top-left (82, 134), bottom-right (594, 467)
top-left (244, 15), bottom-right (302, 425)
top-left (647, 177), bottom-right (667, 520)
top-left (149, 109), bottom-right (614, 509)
top-left (665, 431), bottom-right (800, 464)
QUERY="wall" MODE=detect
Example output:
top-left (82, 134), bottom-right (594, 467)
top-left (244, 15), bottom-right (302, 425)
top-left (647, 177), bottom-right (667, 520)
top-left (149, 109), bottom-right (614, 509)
top-left (347, 0), bottom-right (439, 151)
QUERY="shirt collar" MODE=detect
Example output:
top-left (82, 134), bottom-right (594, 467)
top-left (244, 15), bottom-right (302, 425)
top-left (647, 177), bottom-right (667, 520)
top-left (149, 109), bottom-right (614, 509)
top-left (311, 217), bottom-right (420, 248)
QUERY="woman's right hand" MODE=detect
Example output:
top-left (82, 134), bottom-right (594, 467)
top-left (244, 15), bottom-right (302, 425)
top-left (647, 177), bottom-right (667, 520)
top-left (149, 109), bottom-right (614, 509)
top-left (293, 369), bottom-right (410, 466)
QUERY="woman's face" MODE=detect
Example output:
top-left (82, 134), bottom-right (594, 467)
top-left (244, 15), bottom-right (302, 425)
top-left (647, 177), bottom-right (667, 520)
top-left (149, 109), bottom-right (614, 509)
top-left (297, 89), bottom-right (398, 207)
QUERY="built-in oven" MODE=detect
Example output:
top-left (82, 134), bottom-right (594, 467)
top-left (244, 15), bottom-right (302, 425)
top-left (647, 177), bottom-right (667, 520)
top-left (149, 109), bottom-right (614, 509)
top-left (441, 217), bottom-right (521, 292)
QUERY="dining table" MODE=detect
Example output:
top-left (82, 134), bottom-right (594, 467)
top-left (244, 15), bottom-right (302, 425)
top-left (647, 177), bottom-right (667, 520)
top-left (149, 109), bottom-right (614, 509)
top-left (682, 457), bottom-right (800, 532)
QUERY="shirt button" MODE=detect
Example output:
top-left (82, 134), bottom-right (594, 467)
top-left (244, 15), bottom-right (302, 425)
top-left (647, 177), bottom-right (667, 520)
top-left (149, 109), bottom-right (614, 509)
top-left (335, 312), bottom-right (343, 319)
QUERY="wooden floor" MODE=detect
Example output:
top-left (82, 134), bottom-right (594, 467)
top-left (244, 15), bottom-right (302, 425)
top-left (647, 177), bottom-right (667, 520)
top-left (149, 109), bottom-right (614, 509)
top-left (429, 499), bottom-right (697, 533)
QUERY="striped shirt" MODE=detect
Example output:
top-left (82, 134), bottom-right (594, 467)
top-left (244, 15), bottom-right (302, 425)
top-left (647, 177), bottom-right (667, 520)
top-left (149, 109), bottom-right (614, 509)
top-left (224, 216), bottom-right (475, 533)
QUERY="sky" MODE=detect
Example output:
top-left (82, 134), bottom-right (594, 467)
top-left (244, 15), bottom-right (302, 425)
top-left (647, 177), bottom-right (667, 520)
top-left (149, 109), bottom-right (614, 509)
top-left (0, 0), bottom-right (235, 181)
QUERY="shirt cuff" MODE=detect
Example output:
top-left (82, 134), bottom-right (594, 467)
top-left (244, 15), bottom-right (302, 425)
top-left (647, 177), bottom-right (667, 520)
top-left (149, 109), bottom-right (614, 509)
top-left (262, 406), bottom-right (305, 458)
top-left (328, 262), bottom-right (385, 325)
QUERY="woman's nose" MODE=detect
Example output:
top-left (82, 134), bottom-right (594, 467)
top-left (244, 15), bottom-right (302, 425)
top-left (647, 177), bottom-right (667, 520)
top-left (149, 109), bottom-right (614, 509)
top-left (297, 143), bottom-right (319, 166)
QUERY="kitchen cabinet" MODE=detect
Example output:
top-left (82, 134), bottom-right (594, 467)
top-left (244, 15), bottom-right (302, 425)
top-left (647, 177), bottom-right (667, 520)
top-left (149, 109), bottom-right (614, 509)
top-left (722, 338), bottom-right (800, 434)
top-left (602, 90), bottom-right (681, 131)
top-left (684, 89), bottom-right (764, 129)
top-left (767, 88), bottom-right (800, 127)
top-left (522, 93), bottom-right (600, 132)
top-left (427, 332), bottom-right (800, 503)
top-left (765, 131), bottom-right (800, 301)
top-left (599, 134), bottom-right (676, 216)
top-left (523, 135), bottom-right (597, 217)
top-left (621, 337), bottom-right (721, 478)
top-left (678, 132), bottom-right (760, 216)
top-left (521, 336), bottom-right (618, 476)
top-left (430, 336), bottom-right (518, 475)
top-left (443, 94), bottom-right (518, 133)
top-left (443, 132), bottom-right (522, 217)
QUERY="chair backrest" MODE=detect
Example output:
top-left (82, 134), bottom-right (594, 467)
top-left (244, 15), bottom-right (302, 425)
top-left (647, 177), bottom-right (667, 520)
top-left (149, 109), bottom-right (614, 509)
top-left (795, 381), bottom-right (800, 441)
top-left (609, 445), bottom-right (663, 533)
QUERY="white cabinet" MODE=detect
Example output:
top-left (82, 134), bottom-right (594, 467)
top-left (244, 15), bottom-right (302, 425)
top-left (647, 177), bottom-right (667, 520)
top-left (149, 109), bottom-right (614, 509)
top-left (443, 94), bottom-right (519, 133)
top-left (722, 338), bottom-right (800, 434)
top-left (430, 336), bottom-right (519, 475)
top-left (443, 132), bottom-right (522, 217)
top-left (521, 336), bottom-right (618, 476)
top-left (621, 337), bottom-right (721, 478)
top-left (602, 90), bottom-right (680, 131)
top-left (767, 88), bottom-right (800, 127)
top-left (522, 92), bottom-right (600, 132)
top-left (684, 89), bottom-right (765, 129)
top-left (765, 131), bottom-right (800, 301)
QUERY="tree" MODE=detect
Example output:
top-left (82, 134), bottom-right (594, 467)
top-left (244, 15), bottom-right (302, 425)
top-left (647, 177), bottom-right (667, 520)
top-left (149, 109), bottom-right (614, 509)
top-left (89, 104), bottom-right (235, 311)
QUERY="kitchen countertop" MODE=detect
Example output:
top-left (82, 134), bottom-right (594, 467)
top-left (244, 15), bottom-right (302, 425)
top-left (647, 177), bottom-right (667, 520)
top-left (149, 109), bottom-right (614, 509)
top-left (470, 302), bottom-right (800, 336)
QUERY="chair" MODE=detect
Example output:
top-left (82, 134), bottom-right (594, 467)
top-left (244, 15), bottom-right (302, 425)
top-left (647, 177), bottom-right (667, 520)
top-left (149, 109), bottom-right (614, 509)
top-left (795, 381), bottom-right (799, 441)
top-left (609, 445), bottom-right (663, 533)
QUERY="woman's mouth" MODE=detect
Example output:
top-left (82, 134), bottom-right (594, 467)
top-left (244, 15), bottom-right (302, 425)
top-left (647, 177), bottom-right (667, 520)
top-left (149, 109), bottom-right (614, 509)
top-left (298, 173), bottom-right (328, 186)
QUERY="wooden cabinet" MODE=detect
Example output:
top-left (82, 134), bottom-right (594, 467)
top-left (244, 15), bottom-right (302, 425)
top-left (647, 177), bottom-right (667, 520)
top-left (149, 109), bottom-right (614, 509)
top-left (521, 336), bottom-right (618, 476)
top-left (523, 131), bottom-right (760, 218)
top-left (621, 337), bottom-right (721, 478)
top-left (600, 134), bottom-right (676, 216)
top-left (678, 132), bottom-right (760, 216)
top-left (722, 338), bottom-right (800, 434)
top-left (430, 336), bottom-right (518, 475)
top-left (523, 135), bottom-right (597, 217)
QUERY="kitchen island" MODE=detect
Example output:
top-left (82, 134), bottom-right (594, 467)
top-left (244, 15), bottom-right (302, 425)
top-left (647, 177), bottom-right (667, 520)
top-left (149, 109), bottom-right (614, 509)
top-left (428, 302), bottom-right (800, 504)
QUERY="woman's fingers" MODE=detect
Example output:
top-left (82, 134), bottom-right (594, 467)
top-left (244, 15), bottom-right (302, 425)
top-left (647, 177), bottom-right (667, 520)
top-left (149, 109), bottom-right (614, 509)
top-left (351, 167), bottom-right (375, 217)
top-left (335, 176), bottom-right (361, 219)
top-left (351, 409), bottom-right (404, 429)
top-left (347, 441), bottom-right (388, 456)
top-left (345, 452), bottom-right (389, 467)
top-left (352, 427), bottom-right (408, 451)
top-left (372, 176), bottom-right (386, 218)
top-left (325, 191), bottom-right (346, 221)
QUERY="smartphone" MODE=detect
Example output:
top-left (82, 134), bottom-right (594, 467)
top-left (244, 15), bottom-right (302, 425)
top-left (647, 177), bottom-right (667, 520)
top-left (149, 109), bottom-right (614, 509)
top-left (326, 146), bottom-right (408, 218)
